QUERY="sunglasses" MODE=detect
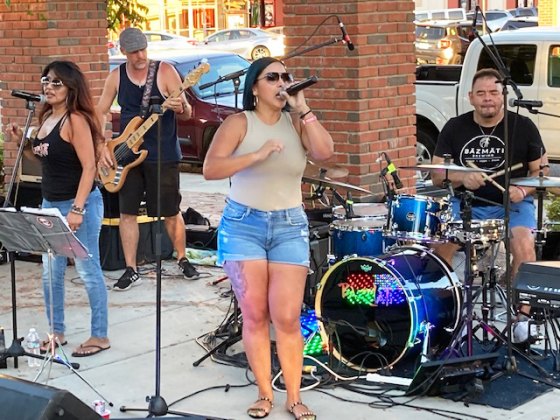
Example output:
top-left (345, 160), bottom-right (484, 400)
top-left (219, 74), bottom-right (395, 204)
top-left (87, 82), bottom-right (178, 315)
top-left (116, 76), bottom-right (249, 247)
top-left (40, 76), bottom-right (64, 88)
top-left (258, 72), bottom-right (294, 83)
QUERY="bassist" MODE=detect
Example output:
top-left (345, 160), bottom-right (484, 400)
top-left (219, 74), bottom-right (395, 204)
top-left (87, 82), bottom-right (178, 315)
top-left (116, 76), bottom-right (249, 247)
top-left (96, 27), bottom-right (200, 290)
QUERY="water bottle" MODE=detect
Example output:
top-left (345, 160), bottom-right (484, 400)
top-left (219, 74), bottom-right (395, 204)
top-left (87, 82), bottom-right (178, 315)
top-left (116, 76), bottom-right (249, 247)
top-left (25, 328), bottom-right (41, 367)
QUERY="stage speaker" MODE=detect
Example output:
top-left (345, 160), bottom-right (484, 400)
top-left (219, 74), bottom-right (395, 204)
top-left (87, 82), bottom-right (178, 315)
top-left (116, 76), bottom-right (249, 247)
top-left (0, 374), bottom-right (98, 420)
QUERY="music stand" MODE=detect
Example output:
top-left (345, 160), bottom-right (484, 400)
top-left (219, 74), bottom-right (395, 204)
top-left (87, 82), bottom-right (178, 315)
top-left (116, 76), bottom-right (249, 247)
top-left (0, 207), bottom-right (87, 369)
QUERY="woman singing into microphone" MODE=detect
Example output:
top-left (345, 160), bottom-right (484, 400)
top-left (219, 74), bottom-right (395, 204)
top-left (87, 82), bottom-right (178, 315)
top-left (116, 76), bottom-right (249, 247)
top-left (203, 58), bottom-right (333, 419)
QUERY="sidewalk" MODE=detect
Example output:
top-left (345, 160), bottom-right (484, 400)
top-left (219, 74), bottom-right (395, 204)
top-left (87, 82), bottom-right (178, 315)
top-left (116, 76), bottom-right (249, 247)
top-left (0, 173), bottom-right (558, 419)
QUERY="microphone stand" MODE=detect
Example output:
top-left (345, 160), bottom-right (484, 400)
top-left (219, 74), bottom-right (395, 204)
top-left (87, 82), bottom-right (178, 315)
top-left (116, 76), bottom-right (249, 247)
top-left (281, 37), bottom-right (345, 61)
top-left (1, 98), bottom-right (37, 369)
top-left (471, 25), bottom-right (519, 373)
top-left (119, 98), bottom-right (218, 419)
top-left (199, 69), bottom-right (247, 110)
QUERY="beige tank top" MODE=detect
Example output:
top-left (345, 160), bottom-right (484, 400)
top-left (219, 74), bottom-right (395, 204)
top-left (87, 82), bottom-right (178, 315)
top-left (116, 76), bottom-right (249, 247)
top-left (229, 111), bottom-right (307, 211)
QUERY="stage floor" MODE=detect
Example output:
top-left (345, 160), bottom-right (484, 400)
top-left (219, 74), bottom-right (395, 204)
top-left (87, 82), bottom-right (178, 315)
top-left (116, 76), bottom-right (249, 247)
top-left (1, 173), bottom-right (559, 419)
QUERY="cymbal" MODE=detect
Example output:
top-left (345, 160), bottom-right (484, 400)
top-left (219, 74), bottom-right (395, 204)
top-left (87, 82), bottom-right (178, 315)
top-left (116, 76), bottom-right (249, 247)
top-left (400, 163), bottom-right (494, 173)
top-left (302, 175), bottom-right (372, 194)
top-left (304, 160), bottom-right (349, 179)
top-left (511, 176), bottom-right (560, 188)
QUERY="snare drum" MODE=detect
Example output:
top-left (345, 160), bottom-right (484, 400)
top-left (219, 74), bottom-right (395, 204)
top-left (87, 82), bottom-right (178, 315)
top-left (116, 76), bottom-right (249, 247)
top-left (315, 245), bottom-right (462, 371)
top-left (333, 203), bottom-right (387, 220)
top-left (443, 219), bottom-right (505, 247)
top-left (330, 218), bottom-right (386, 258)
top-left (386, 194), bottom-right (447, 242)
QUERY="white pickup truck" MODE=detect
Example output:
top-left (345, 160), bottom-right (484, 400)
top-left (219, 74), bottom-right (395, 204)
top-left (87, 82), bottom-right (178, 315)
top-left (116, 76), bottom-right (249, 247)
top-left (415, 27), bottom-right (560, 167)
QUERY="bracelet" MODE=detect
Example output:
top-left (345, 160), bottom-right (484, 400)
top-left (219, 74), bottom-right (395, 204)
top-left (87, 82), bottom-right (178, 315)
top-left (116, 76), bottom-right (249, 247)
top-left (70, 205), bottom-right (86, 215)
top-left (302, 115), bottom-right (318, 125)
top-left (516, 186), bottom-right (527, 198)
top-left (299, 109), bottom-right (313, 119)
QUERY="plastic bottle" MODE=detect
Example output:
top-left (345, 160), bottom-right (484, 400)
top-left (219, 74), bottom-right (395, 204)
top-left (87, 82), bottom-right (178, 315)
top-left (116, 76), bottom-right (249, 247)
top-left (25, 328), bottom-right (41, 367)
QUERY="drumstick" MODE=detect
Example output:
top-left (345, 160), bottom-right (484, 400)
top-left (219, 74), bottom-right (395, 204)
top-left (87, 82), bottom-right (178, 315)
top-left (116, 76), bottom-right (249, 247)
top-left (488, 163), bottom-right (523, 180)
top-left (466, 162), bottom-right (506, 192)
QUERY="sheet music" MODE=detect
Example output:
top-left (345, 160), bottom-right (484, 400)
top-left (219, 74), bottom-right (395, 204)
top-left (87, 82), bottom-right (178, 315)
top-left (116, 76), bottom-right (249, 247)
top-left (0, 207), bottom-right (88, 259)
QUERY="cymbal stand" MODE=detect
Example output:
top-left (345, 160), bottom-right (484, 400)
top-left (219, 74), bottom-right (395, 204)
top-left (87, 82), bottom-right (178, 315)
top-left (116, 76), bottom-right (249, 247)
top-left (534, 182), bottom-right (548, 261)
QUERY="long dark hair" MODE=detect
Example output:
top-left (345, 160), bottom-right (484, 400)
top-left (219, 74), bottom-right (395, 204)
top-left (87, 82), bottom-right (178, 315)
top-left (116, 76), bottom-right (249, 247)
top-left (242, 57), bottom-right (283, 111)
top-left (38, 60), bottom-right (103, 159)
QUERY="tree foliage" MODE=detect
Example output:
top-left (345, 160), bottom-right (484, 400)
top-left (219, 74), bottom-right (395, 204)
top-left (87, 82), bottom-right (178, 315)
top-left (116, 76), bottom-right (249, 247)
top-left (107, 0), bottom-right (148, 31)
top-left (3, 0), bottom-right (148, 30)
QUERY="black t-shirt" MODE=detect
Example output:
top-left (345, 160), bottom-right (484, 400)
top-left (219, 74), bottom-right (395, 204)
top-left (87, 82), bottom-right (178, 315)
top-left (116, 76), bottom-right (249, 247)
top-left (434, 110), bottom-right (544, 205)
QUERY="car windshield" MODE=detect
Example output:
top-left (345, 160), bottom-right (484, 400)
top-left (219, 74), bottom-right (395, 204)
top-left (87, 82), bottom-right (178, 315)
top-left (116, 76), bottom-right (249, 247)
top-left (416, 26), bottom-right (446, 40)
top-left (175, 55), bottom-right (250, 98)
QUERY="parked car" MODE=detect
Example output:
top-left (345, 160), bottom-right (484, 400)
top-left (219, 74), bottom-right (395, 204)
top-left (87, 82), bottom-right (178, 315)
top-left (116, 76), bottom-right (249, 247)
top-left (143, 30), bottom-right (198, 51)
top-left (200, 28), bottom-right (285, 60)
top-left (481, 10), bottom-right (515, 32)
top-left (499, 18), bottom-right (538, 32)
top-left (508, 7), bottom-right (538, 18)
top-left (415, 20), bottom-right (481, 65)
top-left (109, 50), bottom-right (250, 163)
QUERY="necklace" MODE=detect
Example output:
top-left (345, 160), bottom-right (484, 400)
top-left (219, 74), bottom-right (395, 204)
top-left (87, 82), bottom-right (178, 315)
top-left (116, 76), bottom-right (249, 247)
top-left (478, 123), bottom-right (498, 143)
top-left (126, 63), bottom-right (146, 88)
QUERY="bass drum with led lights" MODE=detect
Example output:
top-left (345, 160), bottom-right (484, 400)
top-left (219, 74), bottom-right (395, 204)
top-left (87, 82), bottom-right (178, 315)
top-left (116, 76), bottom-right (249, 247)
top-left (315, 245), bottom-right (462, 372)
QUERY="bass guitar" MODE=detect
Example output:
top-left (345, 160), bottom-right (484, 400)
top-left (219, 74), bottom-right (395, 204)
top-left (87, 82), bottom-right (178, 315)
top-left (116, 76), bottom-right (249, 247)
top-left (99, 61), bottom-right (210, 193)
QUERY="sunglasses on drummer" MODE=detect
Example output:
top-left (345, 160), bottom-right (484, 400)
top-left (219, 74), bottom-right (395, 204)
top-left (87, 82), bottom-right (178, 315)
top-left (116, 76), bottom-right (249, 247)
top-left (258, 72), bottom-right (294, 83)
top-left (40, 76), bottom-right (64, 88)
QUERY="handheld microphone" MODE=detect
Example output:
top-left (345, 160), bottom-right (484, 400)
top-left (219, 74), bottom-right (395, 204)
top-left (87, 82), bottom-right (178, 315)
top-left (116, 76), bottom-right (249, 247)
top-left (285, 76), bottom-right (318, 96)
top-left (384, 153), bottom-right (403, 189)
top-left (508, 98), bottom-right (544, 109)
top-left (11, 89), bottom-right (46, 104)
top-left (336, 17), bottom-right (355, 51)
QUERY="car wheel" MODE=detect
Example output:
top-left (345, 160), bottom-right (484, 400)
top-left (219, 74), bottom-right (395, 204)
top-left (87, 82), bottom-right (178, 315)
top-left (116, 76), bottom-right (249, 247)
top-left (416, 125), bottom-right (438, 181)
top-left (251, 46), bottom-right (270, 60)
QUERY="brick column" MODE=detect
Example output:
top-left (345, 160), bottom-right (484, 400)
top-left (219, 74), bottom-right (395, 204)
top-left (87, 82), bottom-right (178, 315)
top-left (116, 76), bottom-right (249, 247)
top-left (0, 0), bottom-right (108, 186)
top-left (283, 0), bottom-right (417, 195)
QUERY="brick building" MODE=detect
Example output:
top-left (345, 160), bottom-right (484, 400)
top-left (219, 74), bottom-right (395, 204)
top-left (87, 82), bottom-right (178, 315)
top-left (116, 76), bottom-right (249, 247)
top-left (0, 0), bottom-right (425, 196)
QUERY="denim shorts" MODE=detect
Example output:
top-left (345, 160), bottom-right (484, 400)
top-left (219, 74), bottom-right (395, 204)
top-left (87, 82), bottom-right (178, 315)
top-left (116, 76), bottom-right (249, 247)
top-left (450, 196), bottom-right (536, 229)
top-left (217, 199), bottom-right (310, 267)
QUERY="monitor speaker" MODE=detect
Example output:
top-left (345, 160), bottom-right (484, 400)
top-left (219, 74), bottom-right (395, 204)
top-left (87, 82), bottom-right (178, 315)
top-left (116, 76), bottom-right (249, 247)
top-left (0, 374), bottom-right (98, 420)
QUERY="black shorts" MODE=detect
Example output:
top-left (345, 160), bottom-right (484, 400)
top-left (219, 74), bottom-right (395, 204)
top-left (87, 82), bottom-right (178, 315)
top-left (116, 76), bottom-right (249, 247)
top-left (119, 161), bottom-right (181, 217)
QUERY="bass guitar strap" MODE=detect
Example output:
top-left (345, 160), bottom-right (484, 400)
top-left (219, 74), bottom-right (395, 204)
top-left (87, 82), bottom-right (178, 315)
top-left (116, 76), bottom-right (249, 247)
top-left (139, 60), bottom-right (158, 119)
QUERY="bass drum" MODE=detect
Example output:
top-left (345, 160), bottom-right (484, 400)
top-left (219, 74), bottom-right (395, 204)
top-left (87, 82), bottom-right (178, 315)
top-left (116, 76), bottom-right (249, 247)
top-left (315, 245), bottom-right (461, 372)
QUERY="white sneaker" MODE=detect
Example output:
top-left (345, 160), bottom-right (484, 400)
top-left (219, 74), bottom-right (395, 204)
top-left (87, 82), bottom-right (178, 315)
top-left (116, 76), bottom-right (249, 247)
top-left (512, 320), bottom-right (539, 343)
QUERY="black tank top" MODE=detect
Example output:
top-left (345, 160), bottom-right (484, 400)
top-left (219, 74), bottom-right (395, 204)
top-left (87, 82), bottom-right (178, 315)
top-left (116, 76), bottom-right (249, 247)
top-left (117, 61), bottom-right (181, 163)
top-left (32, 116), bottom-right (84, 201)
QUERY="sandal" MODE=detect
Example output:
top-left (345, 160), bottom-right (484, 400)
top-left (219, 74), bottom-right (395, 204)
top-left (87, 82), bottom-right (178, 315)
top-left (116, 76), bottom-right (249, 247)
top-left (288, 401), bottom-right (316, 420)
top-left (247, 396), bottom-right (273, 419)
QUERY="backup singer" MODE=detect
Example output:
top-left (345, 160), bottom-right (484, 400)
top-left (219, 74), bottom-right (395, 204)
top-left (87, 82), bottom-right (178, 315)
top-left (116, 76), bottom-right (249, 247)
top-left (8, 60), bottom-right (110, 357)
top-left (96, 27), bottom-right (199, 290)
top-left (431, 68), bottom-right (548, 343)
top-left (203, 57), bottom-right (333, 419)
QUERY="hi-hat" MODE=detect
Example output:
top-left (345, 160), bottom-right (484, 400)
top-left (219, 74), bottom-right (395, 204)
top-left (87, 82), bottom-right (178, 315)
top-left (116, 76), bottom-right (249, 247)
top-left (400, 163), bottom-right (494, 173)
top-left (511, 176), bottom-right (560, 188)
top-left (302, 175), bottom-right (371, 194)
top-left (304, 160), bottom-right (349, 179)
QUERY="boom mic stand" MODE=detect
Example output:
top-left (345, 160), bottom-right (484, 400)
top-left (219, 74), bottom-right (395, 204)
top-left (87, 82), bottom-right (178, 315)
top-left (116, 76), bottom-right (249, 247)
top-left (1, 98), bottom-right (38, 369)
top-left (472, 18), bottom-right (520, 373)
top-left (120, 98), bottom-right (218, 419)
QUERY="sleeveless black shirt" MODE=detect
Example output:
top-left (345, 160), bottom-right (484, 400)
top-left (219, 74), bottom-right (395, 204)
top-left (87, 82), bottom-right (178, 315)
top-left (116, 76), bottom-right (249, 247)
top-left (117, 61), bottom-right (181, 163)
top-left (32, 116), bottom-right (84, 201)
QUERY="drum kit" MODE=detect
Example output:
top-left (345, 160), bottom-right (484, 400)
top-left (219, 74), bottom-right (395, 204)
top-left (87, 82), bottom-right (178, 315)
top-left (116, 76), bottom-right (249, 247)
top-left (302, 159), bottom-right (560, 373)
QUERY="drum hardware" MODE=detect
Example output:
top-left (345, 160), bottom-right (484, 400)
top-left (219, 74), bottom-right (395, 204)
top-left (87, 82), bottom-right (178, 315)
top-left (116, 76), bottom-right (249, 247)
top-left (511, 166), bottom-right (560, 261)
top-left (302, 175), bottom-right (373, 195)
top-left (304, 160), bottom-right (349, 180)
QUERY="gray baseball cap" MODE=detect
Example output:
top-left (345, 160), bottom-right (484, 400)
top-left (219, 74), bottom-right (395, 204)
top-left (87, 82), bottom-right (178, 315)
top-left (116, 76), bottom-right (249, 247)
top-left (119, 28), bottom-right (148, 53)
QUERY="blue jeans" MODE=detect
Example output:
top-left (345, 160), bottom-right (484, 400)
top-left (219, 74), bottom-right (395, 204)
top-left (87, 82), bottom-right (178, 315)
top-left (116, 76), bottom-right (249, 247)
top-left (41, 187), bottom-right (108, 338)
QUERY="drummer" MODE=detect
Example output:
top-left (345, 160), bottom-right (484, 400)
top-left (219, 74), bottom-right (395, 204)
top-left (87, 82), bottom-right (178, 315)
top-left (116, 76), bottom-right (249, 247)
top-left (430, 68), bottom-right (549, 344)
